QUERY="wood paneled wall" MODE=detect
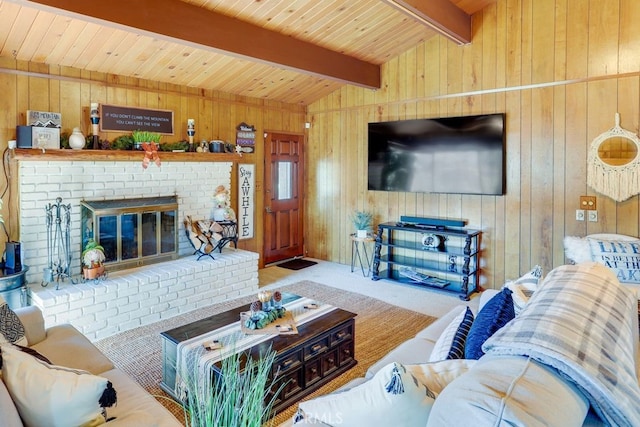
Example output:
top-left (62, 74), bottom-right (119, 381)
top-left (0, 58), bottom-right (306, 259)
top-left (305, 0), bottom-right (640, 289)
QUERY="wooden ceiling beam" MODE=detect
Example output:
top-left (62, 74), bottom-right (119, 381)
top-left (17, 0), bottom-right (381, 89)
top-left (382, 0), bottom-right (472, 45)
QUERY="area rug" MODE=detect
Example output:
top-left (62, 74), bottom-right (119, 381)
top-left (94, 281), bottom-right (437, 426)
top-left (277, 258), bottom-right (318, 270)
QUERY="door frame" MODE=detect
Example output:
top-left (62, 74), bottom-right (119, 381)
top-left (262, 131), bottom-right (306, 266)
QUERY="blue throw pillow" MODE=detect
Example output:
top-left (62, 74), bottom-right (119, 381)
top-left (447, 307), bottom-right (474, 359)
top-left (464, 288), bottom-right (514, 359)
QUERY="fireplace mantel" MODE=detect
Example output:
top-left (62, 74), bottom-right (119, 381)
top-left (12, 148), bottom-right (243, 163)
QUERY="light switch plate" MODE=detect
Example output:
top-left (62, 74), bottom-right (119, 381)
top-left (588, 210), bottom-right (598, 222)
top-left (576, 209), bottom-right (585, 221)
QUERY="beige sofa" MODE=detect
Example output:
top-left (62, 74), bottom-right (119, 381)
top-left (367, 288), bottom-right (640, 381)
top-left (1, 305), bottom-right (183, 427)
top-left (291, 263), bottom-right (640, 427)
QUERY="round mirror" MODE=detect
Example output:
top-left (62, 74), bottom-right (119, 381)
top-left (587, 113), bottom-right (640, 202)
top-left (597, 136), bottom-right (638, 166)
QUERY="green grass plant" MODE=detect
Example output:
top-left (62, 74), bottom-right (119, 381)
top-left (181, 344), bottom-right (284, 427)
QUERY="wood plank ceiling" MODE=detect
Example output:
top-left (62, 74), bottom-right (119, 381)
top-left (0, 0), bottom-right (495, 105)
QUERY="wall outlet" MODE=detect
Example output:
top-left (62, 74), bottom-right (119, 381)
top-left (588, 210), bottom-right (598, 222)
top-left (576, 209), bottom-right (585, 221)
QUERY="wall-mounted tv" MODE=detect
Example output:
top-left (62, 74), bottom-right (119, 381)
top-left (367, 113), bottom-right (506, 196)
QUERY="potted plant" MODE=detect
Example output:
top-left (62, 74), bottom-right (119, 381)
top-left (181, 345), bottom-right (285, 427)
top-left (132, 130), bottom-right (161, 151)
top-left (352, 210), bottom-right (374, 238)
top-left (82, 238), bottom-right (105, 279)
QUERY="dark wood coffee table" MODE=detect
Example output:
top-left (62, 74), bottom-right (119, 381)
top-left (159, 294), bottom-right (357, 413)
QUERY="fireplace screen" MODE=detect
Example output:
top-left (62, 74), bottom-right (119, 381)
top-left (81, 196), bottom-right (178, 271)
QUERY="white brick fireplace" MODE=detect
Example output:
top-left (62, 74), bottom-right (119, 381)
top-left (15, 156), bottom-right (259, 340)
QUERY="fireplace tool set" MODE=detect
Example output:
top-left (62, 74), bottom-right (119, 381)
top-left (42, 197), bottom-right (74, 289)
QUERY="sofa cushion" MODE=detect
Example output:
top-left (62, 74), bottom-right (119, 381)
top-left (504, 265), bottom-right (543, 314)
top-left (100, 368), bottom-right (183, 427)
top-left (0, 343), bottom-right (52, 367)
top-left (407, 359), bottom-right (477, 394)
top-left (426, 355), bottom-right (589, 427)
top-left (564, 233), bottom-right (638, 264)
top-left (0, 296), bottom-right (27, 346)
top-left (464, 287), bottom-right (514, 360)
top-left (1, 344), bottom-right (115, 427)
top-left (104, 411), bottom-right (157, 426)
top-left (0, 377), bottom-right (23, 427)
top-left (428, 307), bottom-right (473, 362)
top-left (365, 337), bottom-right (438, 379)
top-left (588, 237), bottom-right (640, 283)
top-left (295, 362), bottom-right (436, 427)
top-left (14, 306), bottom-right (46, 346)
top-left (564, 235), bottom-right (594, 264)
top-left (30, 324), bottom-right (114, 375)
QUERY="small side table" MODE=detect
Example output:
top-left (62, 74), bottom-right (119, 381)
top-left (350, 234), bottom-right (375, 277)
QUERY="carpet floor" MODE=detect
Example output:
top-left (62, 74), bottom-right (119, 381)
top-left (94, 280), bottom-right (437, 426)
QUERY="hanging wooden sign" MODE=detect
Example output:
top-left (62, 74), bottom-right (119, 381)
top-left (236, 122), bottom-right (256, 153)
top-left (100, 104), bottom-right (174, 134)
top-left (238, 164), bottom-right (255, 239)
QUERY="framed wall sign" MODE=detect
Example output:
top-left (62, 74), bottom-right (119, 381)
top-left (27, 110), bottom-right (61, 149)
top-left (100, 104), bottom-right (174, 134)
top-left (238, 164), bottom-right (255, 239)
top-left (236, 122), bottom-right (256, 153)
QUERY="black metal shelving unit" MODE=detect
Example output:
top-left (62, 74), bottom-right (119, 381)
top-left (372, 221), bottom-right (481, 301)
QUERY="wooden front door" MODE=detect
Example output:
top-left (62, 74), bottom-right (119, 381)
top-left (264, 132), bottom-right (304, 264)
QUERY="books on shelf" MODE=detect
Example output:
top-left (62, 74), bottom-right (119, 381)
top-left (399, 267), bottom-right (450, 288)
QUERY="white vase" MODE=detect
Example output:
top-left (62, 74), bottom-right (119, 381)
top-left (68, 127), bottom-right (85, 150)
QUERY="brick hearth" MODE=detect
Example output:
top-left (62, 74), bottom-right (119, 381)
top-left (29, 249), bottom-right (258, 341)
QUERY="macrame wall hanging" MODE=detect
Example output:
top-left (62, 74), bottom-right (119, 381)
top-left (587, 113), bottom-right (640, 202)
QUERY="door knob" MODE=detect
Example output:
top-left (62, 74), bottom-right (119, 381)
top-left (266, 206), bottom-right (273, 213)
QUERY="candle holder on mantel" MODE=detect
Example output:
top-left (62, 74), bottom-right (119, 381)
top-left (187, 119), bottom-right (195, 147)
top-left (90, 103), bottom-right (100, 149)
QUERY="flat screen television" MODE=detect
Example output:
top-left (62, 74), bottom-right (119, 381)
top-left (368, 113), bottom-right (506, 195)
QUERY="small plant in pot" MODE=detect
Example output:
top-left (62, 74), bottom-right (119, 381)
top-left (351, 210), bottom-right (374, 238)
top-left (132, 130), bottom-right (161, 151)
top-left (82, 239), bottom-right (106, 280)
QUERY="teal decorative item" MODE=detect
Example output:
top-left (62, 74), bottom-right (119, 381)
top-left (244, 290), bottom-right (288, 329)
top-left (245, 310), bottom-right (269, 329)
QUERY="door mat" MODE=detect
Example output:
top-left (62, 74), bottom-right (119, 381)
top-left (277, 259), bottom-right (318, 270)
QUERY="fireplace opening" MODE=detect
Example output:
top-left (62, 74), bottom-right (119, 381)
top-left (81, 196), bottom-right (179, 271)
